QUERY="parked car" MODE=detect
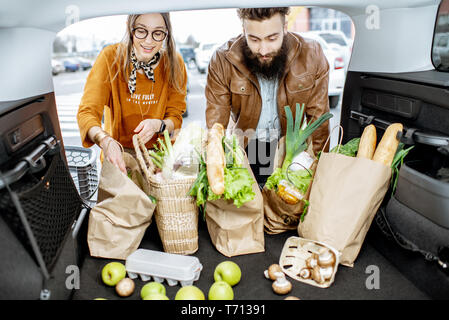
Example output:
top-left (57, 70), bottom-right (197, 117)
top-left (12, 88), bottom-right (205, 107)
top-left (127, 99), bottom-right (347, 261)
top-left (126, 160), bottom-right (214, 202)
top-left (51, 59), bottom-right (65, 75)
top-left (301, 32), bottom-right (346, 108)
top-left (1, 0), bottom-right (449, 303)
top-left (195, 42), bottom-right (219, 73)
top-left (308, 30), bottom-right (353, 72)
top-left (62, 58), bottom-right (81, 72)
top-left (73, 57), bottom-right (93, 70)
top-left (179, 46), bottom-right (197, 69)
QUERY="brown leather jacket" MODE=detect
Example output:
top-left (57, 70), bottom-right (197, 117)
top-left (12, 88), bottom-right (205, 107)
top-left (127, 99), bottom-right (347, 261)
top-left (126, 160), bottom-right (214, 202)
top-left (205, 32), bottom-right (331, 154)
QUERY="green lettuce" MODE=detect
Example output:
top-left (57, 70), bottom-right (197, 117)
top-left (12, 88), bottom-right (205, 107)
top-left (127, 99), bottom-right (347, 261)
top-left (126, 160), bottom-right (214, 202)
top-left (205, 167), bottom-right (255, 208)
top-left (265, 168), bottom-right (284, 190)
top-left (188, 134), bottom-right (256, 212)
top-left (207, 185), bottom-right (222, 202)
top-left (265, 167), bottom-right (312, 195)
top-left (222, 167), bottom-right (255, 208)
top-left (330, 137), bottom-right (360, 157)
top-left (287, 169), bottom-right (312, 195)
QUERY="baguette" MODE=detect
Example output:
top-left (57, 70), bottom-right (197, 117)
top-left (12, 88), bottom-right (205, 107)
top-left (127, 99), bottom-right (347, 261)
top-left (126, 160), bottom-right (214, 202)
top-left (372, 123), bottom-right (403, 166)
top-left (206, 123), bottom-right (226, 195)
top-left (357, 124), bottom-right (377, 159)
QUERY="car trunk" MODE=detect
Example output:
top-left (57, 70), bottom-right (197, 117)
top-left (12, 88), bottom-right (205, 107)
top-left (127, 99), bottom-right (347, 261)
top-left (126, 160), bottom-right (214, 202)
top-left (1, 0), bottom-right (447, 301)
top-left (71, 217), bottom-right (430, 300)
top-left (70, 66), bottom-right (449, 299)
top-left (0, 93), bottom-right (88, 300)
top-left (340, 70), bottom-right (449, 299)
top-left (0, 88), bottom-right (442, 300)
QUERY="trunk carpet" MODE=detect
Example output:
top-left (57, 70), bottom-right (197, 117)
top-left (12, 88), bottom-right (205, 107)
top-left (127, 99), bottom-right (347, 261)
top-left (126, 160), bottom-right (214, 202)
top-left (73, 217), bottom-right (429, 300)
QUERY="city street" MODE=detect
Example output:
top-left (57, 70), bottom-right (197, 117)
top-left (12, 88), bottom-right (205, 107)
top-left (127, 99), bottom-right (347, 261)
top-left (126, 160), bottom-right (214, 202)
top-left (53, 67), bottom-right (208, 149)
top-left (53, 66), bottom-right (342, 150)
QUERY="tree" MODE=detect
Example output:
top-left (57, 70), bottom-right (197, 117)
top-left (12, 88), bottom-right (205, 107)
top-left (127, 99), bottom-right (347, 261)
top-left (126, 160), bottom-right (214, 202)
top-left (185, 34), bottom-right (199, 48)
top-left (53, 36), bottom-right (68, 53)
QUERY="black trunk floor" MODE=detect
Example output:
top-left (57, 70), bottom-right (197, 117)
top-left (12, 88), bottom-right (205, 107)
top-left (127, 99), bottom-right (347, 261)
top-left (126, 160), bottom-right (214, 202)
top-left (73, 217), bottom-right (429, 300)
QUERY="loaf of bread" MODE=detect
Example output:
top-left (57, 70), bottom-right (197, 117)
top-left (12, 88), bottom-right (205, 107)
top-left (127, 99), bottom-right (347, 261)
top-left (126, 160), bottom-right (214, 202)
top-left (357, 124), bottom-right (377, 160)
top-left (372, 123), bottom-right (403, 166)
top-left (206, 123), bottom-right (226, 195)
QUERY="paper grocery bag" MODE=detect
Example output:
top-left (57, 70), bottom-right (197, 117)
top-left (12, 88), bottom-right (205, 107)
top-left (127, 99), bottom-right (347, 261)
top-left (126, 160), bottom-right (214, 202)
top-left (87, 154), bottom-right (156, 260)
top-left (205, 154), bottom-right (265, 257)
top-left (298, 152), bottom-right (391, 267)
top-left (263, 137), bottom-right (316, 234)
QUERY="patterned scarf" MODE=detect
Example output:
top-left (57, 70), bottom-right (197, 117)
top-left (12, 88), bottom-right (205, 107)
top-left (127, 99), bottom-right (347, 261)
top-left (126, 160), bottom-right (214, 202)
top-left (128, 48), bottom-right (161, 95)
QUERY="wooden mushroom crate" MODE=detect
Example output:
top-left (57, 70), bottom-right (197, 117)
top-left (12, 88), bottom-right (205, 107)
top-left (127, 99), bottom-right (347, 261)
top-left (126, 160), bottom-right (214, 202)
top-left (279, 236), bottom-right (341, 288)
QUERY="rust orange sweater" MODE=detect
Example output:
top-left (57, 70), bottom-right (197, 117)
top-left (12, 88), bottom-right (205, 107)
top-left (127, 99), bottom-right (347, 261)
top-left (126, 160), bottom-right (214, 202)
top-left (77, 43), bottom-right (187, 149)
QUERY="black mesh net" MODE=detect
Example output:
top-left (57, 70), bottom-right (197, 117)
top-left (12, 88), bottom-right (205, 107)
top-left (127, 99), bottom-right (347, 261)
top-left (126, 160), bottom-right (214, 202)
top-left (0, 151), bottom-right (83, 271)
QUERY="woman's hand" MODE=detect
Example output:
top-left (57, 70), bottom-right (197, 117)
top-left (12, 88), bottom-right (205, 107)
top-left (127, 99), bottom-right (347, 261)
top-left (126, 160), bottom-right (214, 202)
top-left (134, 119), bottom-right (163, 144)
top-left (100, 136), bottom-right (126, 174)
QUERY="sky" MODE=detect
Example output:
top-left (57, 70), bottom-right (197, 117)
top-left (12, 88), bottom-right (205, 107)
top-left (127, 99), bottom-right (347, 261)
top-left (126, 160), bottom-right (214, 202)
top-left (58, 9), bottom-right (243, 46)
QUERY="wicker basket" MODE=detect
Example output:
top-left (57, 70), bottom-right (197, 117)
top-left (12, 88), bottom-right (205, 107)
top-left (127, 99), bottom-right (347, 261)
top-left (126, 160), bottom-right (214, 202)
top-left (133, 135), bottom-right (199, 255)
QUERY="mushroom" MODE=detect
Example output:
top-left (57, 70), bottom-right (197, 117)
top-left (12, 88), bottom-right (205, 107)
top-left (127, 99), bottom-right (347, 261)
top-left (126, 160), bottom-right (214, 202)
top-left (320, 266), bottom-right (334, 281)
top-left (317, 248), bottom-right (336, 268)
top-left (284, 296), bottom-right (300, 300)
top-left (264, 264), bottom-right (284, 280)
top-left (298, 268), bottom-right (312, 280)
top-left (311, 266), bottom-right (325, 284)
top-left (272, 274), bottom-right (292, 295)
top-left (115, 278), bottom-right (135, 297)
top-left (305, 254), bottom-right (318, 269)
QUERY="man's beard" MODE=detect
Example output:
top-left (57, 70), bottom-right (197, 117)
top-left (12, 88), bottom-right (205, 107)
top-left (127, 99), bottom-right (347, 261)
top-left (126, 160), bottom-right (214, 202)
top-left (241, 38), bottom-right (288, 80)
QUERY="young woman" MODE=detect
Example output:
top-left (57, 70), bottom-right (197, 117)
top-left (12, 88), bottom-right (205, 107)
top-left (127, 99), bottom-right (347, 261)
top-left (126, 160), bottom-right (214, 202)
top-left (77, 13), bottom-right (187, 173)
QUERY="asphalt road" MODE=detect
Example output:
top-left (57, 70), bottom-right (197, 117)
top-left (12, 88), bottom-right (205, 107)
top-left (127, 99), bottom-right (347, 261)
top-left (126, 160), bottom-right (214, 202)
top-left (52, 66), bottom-right (342, 150)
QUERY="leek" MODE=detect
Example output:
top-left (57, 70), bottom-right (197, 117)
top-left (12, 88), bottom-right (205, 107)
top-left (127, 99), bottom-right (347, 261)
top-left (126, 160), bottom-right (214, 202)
top-left (163, 129), bottom-right (173, 156)
top-left (281, 103), bottom-right (333, 175)
top-left (391, 143), bottom-right (414, 195)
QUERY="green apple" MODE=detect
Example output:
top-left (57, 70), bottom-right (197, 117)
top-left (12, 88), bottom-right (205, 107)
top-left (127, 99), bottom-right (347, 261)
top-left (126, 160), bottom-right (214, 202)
top-left (143, 293), bottom-right (169, 300)
top-left (101, 262), bottom-right (126, 286)
top-left (175, 285), bottom-right (205, 300)
top-left (214, 261), bottom-right (241, 287)
top-left (140, 282), bottom-right (166, 299)
top-left (208, 281), bottom-right (234, 300)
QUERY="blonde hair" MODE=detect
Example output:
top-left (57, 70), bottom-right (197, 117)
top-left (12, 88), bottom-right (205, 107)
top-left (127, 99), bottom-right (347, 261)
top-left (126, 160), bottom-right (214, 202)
top-left (112, 13), bottom-right (183, 93)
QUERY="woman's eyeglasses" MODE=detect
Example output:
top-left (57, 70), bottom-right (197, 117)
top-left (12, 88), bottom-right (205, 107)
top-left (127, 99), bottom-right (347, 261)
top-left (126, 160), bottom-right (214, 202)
top-left (132, 27), bottom-right (167, 42)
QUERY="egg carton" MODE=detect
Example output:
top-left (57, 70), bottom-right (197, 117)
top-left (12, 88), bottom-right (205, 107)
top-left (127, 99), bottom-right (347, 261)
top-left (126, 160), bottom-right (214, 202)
top-left (279, 236), bottom-right (341, 288)
top-left (125, 249), bottom-right (202, 287)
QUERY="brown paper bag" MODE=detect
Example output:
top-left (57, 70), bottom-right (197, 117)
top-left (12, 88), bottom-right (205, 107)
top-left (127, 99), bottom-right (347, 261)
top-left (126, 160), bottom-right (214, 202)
top-left (205, 154), bottom-right (265, 257)
top-left (298, 152), bottom-right (391, 267)
top-left (87, 154), bottom-right (156, 260)
top-left (263, 137), bottom-right (316, 234)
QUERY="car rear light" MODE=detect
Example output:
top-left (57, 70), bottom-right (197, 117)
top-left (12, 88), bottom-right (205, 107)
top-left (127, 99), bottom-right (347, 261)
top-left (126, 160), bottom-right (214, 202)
top-left (334, 57), bottom-right (344, 70)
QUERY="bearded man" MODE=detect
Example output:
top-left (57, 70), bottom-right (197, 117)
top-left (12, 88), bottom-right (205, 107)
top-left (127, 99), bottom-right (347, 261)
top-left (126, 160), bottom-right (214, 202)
top-left (205, 7), bottom-right (331, 186)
